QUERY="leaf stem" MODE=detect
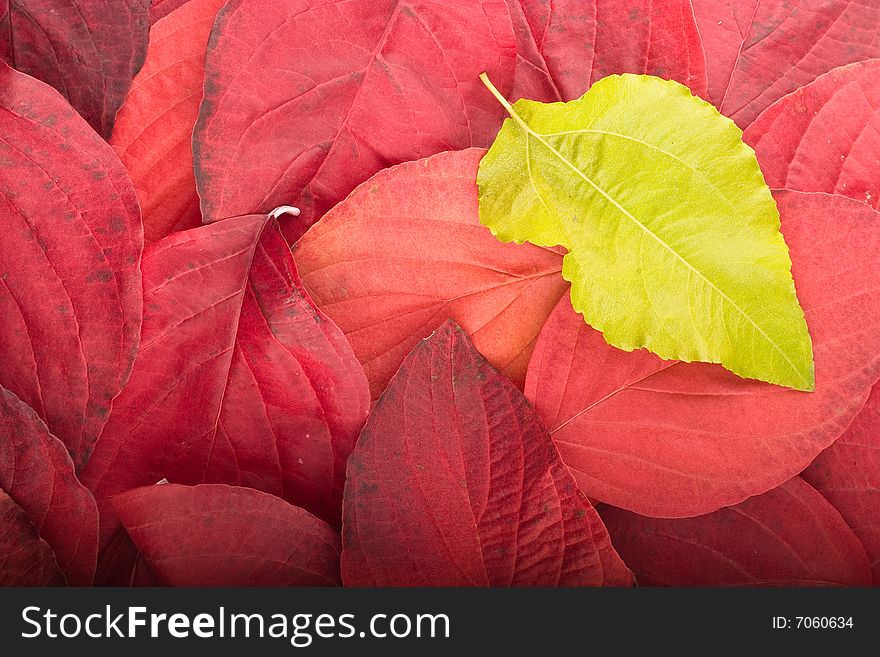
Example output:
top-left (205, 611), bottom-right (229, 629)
top-left (479, 73), bottom-right (535, 136)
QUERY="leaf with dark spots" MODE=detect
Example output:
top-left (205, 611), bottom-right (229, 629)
top-left (82, 214), bottom-right (370, 547)
top-left (342, 320), bottom-right (634, 587)
top-left (600, 478), bottom-right (872, 586)
top-left (744, 59), bottom-right (880, 209)
top-left (193, 0), bottom-right (517, 241)
top-left (0, 387), bottom-right (100, 585)
top-left (294, 149), bottom-right (568, 400)
top-left (692, 0), bottom-right (880, 127)
top-left (803, 381), bottom-right (880, 584)
top-left (0, 0), bottom-right (151, 137)
top-left (525, 191), bottom-right (880, 518)
top-left (114, 484), bottom-right (341, 586)
top-left (111, 0), bottom-right (227, 242)
top-left (506, 0), bottom-right (707, 102)
top-left (0, 62), bottom-right (143, 469)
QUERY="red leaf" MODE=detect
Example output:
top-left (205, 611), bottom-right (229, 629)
top-left (342, 321), bottom-right (633, 587)
top-left (111, 0), bottom-right (227, 241)
top-left (692, 0), bottom-right (880, 127)
top-left (0, 388), bottom-right (99, 585)
top-left (94, 530), bottom-right (157, 587)
top-left (83, 215), bottom-right (369, 543)
top-left (150, 0), bottom-right (190, 23)
top-left (744, 59), bottom-right (880, 209)
top-left (0, 491), bottom-right (65, 586)
top-left (114, 484), bottom-right (341, 586)
top-left (0, 62), bottom-right (143, 468)
top-left (600, 478), bottom-right (872, 586)
top-left (295, 149), bottom-right (567, 400)
top-left (506, 0), bottom-right (706, 102)
top-left (803, 382), bottom-right (880, 584)
top-left (525, 191), bottom-right (880, 517)
top-left (0, 0), bottom-right (151, 137)
top-left (193, 0), bottom-right (517, 240)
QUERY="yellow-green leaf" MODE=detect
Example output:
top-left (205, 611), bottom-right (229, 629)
top-left (477, 73), bottom-right (814, 391)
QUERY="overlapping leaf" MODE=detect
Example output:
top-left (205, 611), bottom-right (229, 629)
top-left (506, 0), bottom-right (706, 102)
top-left (83, 215), bottom-right (370, 543)
top-left (0, 62), bottom-right (143, 468)
top-left (526, 191), bottom-right (880, 517)
top-left (0, 387), bottom-right (99, 586)
top-left (111, 0), bottom-right (227, 241)
top-left (114, 484), bottom-right (341, 586)
top-left (745, 60), bottom-right (880, 209)
top-left (193, 0), bottom-right (517, 240)
top-left (804, 382), bottom-right (880, 584)
top-left (294, 149), bottom-right (568, 399)
top-left (0, 0), bottom-right (151, 137)
top-left (342, 321), bottom-right (633, 587)
top-left (150, 0), bottom-right (190, 23)
top-left (600, 477), bottom-right (871, 586)
top-left (692, 0), bottom-right (880, 127)
top-left (479, 74), bottom-right (813, 390)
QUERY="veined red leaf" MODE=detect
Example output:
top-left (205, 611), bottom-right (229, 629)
top-left (0, 491), bottom-right (65, 586)
top-left (600, 478), bottom-right (872, 586)
top-left (803, 382), bottom-right (880, 584)
top-left (111, 0), bottom-right (227, 241)
top-left (525, 191), bottom-right (880, 517)
top-left (193, 0), bottom-right (516, 240)
top-left (94, 530), bottom-right (157, 587)
top-left (744, 59), bottom-right (880, 209)
top-left (83, 214), bottom-right (369, 543)
top-left (114, 484), bottom-right (341, 586)
top-left (342, 320), bottom-right (633, 587)
top-left (0, 62), bottom-right (143, 468)
top-left (294, 149), bottom-right (567, 399)
top-left (0, 387), bottom-right (99, 586)
top-left (0, 0), bottom-right (151, 137)
top-left (692, 0), bottom-right (880, 127)
top-left (506, 0), bottom-right (706, 102)
top-left (150, 0), bottom-right (191, 23)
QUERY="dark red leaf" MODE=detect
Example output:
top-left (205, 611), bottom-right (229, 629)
top-left (150, 0), bottom-right (190, 23)
top-left (744, 59), bottom-right (880, 209)
top-left (193, 0), bottom-right (517, 240)
top-left (94, 530), bottom-right (157, 587)
top-left (0, 0), bottom-right (151, 137)
top-left (0, 490), bottom-right (65, 586)
top-left (294, 149), bottom-right (567, 399)
top-left (0, 62), bottom-right (143, 468)
top-left (83, 215), bottom-right (369, 543)
top-left (600, 477), bottom-right (872, 586)
top-left (112, 0), bottom-right (227, 241)
top-left (506, 0), bottom-right (706, 102)
top-left (692, 0), bottom-right (880, 127)
top-left (0, 387), bottom-right (99, 585)
top-left (342, 321), bottom-right (633, 587)
top-left (114, 483), bottom-right (341, 586)
top-left (803, 382), bottom-right (880, 584)
top-left (525, 191), bottom-right (880, 517)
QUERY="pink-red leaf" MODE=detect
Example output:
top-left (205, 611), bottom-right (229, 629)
top-left (506, 0), bottom-right (706, 102)
top-left (193, 0), bottom-right (517, 240)
top-left (0, 491), bottom-right (65, 586)
top-left (295, 149), bottom-right (567, 400)
top-left (0, 0), bottom-right (151, 137)
top-left (112, 0), bottom-right (227, 241)
top-left (83, 215), bottom-right (369, 543)
top-left (803, 382), bottom-right (880, 584)
top-left (744, 59), bottom-right (880, 209)
top-left (692, 0), bottom-right (880, 127)
top-left (342, 320), bottom-right (633, 587)
top-left (600, 478), bottom-right (872, 586)
top-left (0, 62), bottom-right (143, 468)
top-left (0, 387), bottom-right (99, 585)
top-left (526, 191), bottom-right (880, 518)
top-left (114, 484), bottom-right (341, 586)
top-left (150, 0), bottom-right (190, 23)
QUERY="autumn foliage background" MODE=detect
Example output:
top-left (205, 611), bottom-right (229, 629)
top-left (0, 0), bottom-right (878, 587)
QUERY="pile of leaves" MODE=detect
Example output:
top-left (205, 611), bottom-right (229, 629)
top-left (1, 0), bottom-right (878, 587)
